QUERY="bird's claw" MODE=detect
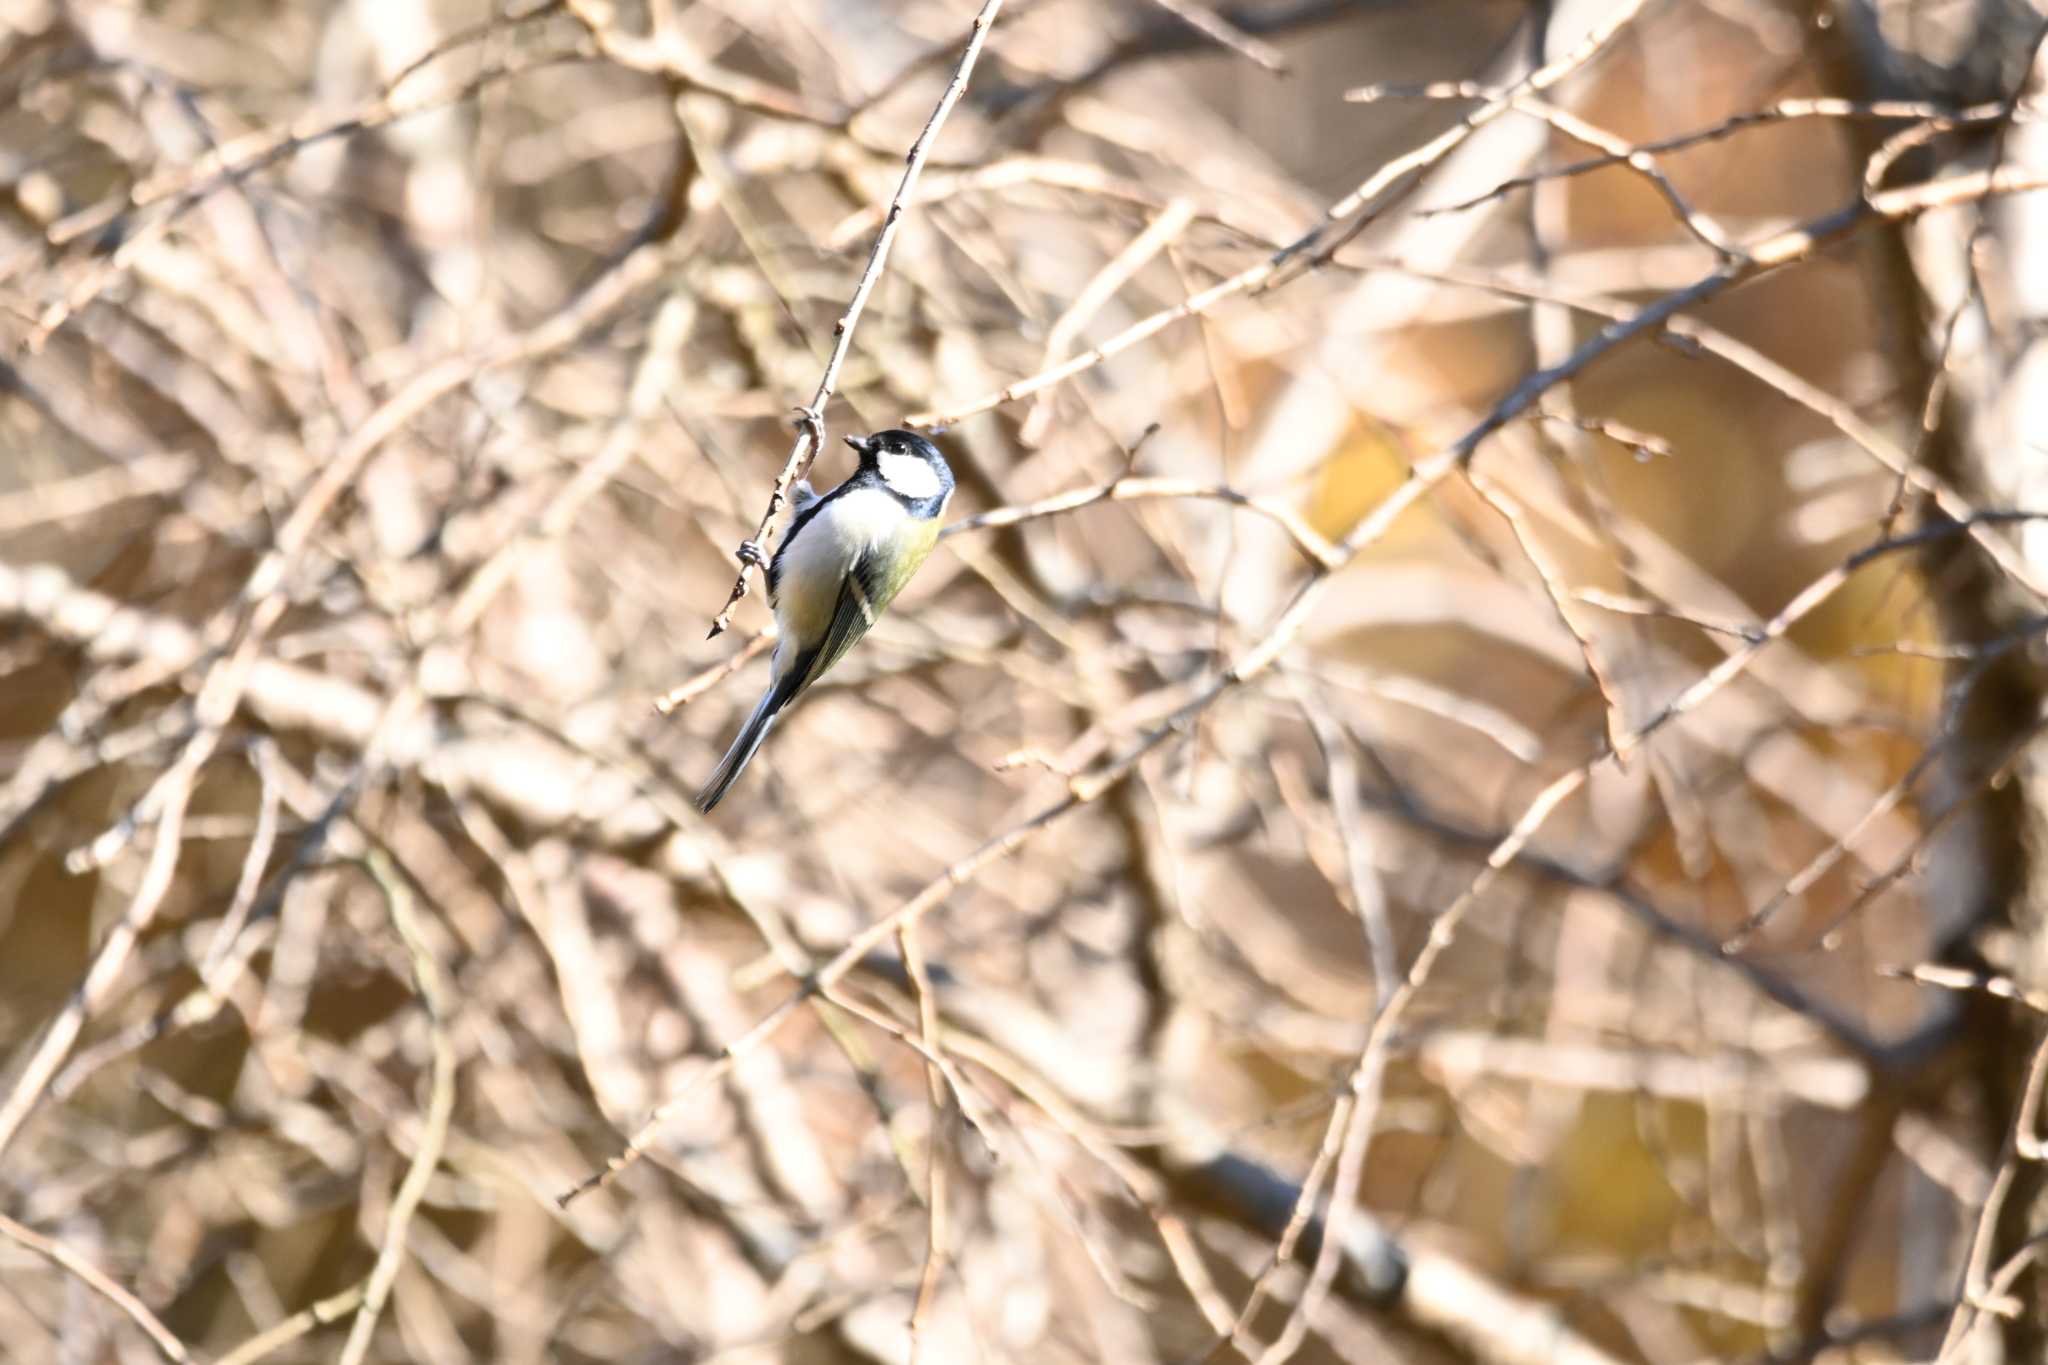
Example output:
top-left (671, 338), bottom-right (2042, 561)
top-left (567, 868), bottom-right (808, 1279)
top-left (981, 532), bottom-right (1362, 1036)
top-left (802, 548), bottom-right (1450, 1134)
top-left (736, 539), bottom-right (767, 569)
top-left (790, 404), bottom-right (825, 443)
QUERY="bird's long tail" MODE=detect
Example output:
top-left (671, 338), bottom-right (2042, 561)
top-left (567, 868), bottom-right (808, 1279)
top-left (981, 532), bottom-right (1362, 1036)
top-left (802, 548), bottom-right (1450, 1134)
top-left (695, 683), bottom-right (785, 811)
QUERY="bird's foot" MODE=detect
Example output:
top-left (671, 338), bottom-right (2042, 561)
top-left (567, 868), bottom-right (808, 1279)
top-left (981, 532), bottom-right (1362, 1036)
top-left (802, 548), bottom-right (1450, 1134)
top-left (790, 404), bottom-right (825, 446)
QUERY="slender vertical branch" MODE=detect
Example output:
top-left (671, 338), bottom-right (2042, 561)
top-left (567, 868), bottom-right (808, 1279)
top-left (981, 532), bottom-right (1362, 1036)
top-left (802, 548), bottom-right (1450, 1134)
top-left (336, 851), bottom-right (459, 1365)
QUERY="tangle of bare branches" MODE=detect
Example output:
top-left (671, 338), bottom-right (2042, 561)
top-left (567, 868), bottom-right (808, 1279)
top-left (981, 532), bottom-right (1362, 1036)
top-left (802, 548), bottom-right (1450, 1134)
top-left (6, 3), bottom-right (2048, 1363)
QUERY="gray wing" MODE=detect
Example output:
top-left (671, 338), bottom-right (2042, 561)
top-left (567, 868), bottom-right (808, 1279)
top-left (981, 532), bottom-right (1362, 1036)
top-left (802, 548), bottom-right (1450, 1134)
top-left (793, 552), bottom-right (886, 692)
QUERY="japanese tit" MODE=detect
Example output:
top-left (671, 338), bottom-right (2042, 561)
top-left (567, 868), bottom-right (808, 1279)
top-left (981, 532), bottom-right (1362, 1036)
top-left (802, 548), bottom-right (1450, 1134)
top-left (695, 429), bottom-right (955, 811)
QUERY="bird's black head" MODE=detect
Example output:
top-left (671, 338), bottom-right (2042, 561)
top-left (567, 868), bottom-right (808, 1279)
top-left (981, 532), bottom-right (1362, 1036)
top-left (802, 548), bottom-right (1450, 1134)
top-left (845, 429), bottom-right (954, 510)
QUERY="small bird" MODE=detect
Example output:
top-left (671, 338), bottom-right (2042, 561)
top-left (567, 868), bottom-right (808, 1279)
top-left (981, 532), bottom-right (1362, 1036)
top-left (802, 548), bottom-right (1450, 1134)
top-left (695, 428), bottom-right (955, 811)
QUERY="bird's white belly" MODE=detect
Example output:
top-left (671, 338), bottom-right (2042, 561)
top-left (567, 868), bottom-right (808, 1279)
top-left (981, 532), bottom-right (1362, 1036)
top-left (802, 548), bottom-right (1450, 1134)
top-left (775, 487), bottom-right (905, 651)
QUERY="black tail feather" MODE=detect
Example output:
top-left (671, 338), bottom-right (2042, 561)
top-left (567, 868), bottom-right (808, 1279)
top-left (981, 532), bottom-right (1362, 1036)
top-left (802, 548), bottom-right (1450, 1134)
top-left (694, 662), bottom-right (810, 811)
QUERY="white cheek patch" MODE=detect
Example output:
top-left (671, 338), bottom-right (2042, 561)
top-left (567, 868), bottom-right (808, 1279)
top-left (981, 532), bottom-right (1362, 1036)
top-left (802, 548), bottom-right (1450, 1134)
top-left (877, 451), bottom-right (943, 500)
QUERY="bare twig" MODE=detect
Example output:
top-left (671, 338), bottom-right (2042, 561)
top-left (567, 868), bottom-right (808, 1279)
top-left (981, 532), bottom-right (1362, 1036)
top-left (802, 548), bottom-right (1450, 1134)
top-left (1324, 0), bottom-right (1651, 225)
top-left (336, 850), bottom-right (460, 1365)
top-left (823, 155), bottom-right (1283, 251)
top-left (1466, 464), bottom-right (1630, 753)
top-left (1141, 0), bottom-right (1289, 72)
top-left (900, 923), bottom-right (951, 1361)
top-left (0, 1212), bottom-right (191, 1362)
top-left (1020, 198), bottom-right (1196, 445)
top-left (1940, 1030), bottom-right (2048, 1355)
top-left (0, 738), bottom-right (205, 1159)
top-left (1885, 963), bottom-right (2048, 1016)
top-left (1349, 90), bottom-right (2041, 218)
top-left (51, 739), bottom-right (284, 1100)
top-left (215, 1282), bottom-right (370, 1365)
top-left (653, 629), bottom-right (776, 714)
top-left (0, 454), bottom-right (195, 533)
top-left (942, 473), bottom-right (1339, 568)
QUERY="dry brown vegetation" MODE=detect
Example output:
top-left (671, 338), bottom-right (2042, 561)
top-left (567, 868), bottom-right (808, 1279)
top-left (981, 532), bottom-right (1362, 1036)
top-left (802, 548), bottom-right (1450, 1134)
top-left (5, 0), bottom-right (2048, 1361)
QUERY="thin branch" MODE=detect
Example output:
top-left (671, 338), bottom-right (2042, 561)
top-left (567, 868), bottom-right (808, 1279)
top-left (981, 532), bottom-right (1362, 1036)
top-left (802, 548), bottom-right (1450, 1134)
top-left (1884, 963), bottom-right (2048, 1016)
top-left (942, 473), bottom-right (1340, 568)
top-left (1139, 0), bottom-right (1289, 73)
top-left (1322, 0), bottom-right (1652, 225)
top-left (214, 1282), bottom-right (370, 1365)
top-left (900, 923), bottom-right (951, 1362)
top-left (336, 850), bottom-right (460, 1365)
top-left (1287, 673), bottom-right (1396, 1004)
top-left (1350, 90), bottom-right (2043, 218)
top-left (561, 0), bottom-right (840, 127)
top-left (0, 454), bottom-right (195, 533)
top-left (905, 245), bottom-right (1303, 429)
top-left (823, 155), bottom-right (1283, 251)
top-left (1940, 1031), bottom-right (2048, 1355)
top-left (51, 739), bottom-right (284, 1100)
top-left (0, 1212), bottom-right (191, 1362)
top-left (0, 736), bottom-right (204, 1159)
top-left (1466, 464), bottom-right (1629, 753)
top-left (654, 629), bottom-right (776, 715)
top-left (1020, 198), bottom-right (1197, 444)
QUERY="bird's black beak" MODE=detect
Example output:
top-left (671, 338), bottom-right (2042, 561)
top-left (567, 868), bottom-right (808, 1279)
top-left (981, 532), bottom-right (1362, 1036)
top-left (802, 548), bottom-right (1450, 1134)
top-left (843, 434), bottom-right (872, 455)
